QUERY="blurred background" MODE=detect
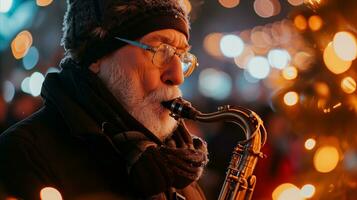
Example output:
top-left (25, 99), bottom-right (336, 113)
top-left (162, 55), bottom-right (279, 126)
top-left (1, 0), bottom-right (357, 199)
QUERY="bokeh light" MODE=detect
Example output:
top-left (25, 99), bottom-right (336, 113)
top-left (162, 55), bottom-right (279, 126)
top-left (293, 51), bottom-right (314, 71)
top-left (332, 31), bottom-right (357, 61)
top-left (287, 0), bottom-right (304, 6)
top-left (218, 0), bottom-right (240, 8)
top-left (234, 45), bottom-right (255, 69)
top-left (203, 33), bottom-right (224, 58)
top-left (272, 183), bottom-right (304, 200)
top-left (36, 0), bottom-right (54, 7)
top-left (268, 49), bottom-right (291, 69)
top-left (305, 138), bottom-right (316, 150)
top-left (300, 184), bottom-right (316, 198)
top-left (22, 46), bottom-right (39, 70)
top-left (308, 15), bottom-right (323, 31)
top-left (11, 30), bottom-right (33, 59)
top-left (323, 42), bottom-right (352, 74)
top-left (29, 72), bottom-right (45, 97)
top-left (0, 0), bottom-right (13, 13)
top-left (40, 187), bottom-right (62, 200)
top-left (341, 76), bottom-right (356, 94)
top-left (3, 81), bottom-right (15, 103)
top-left (313, 145), bottom-right (339, 173)
top-left (247, 56), bottom-right (270, 79)
top-left (283, 91), bottom-right (298, 106)
top-left (282, 66), bottom-right (298, 80)
top-left (220, 34), bottom-right (245, 58)
top-left (294, 15), bottom-right (307, 31)
top-left (198, 68), bottom-right (232, 100)
top-left (253, 0), bottom-right (275, 18)
top-left (21, 77), bottom-right (31, 94)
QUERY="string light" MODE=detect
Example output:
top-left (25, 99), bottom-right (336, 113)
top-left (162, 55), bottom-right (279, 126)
top-left (282, 66), bottom-right (298, 80)
top-left (294, 15), bottom-right (307, 31)
top-left (220, 34), bottom-right (245, 58)
top-left (272, 183), bottom-right (304, 200)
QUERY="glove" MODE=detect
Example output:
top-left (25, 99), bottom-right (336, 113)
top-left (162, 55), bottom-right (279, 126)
top-left (127, 121), bottom-right (208, 197)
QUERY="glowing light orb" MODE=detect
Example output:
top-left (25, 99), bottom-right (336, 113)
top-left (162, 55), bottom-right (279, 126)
top-left (341, 76), bottom-right (356, 94)
top-left (0, 0), bottom-right (13, 13)
top-left (294, 15), bottom-right (307, 31)
top-left (218, 0), bottom-right (240, 8)
top-left (268, 49), bottom-right (291, 69)
top-left (283, 91), bottom-right (298, 106)
top-left (282, 66), bottom-right (298, 80)
top-left (220, 34), bottom-right (245, 58)
top-left (272, 183), bottom-right (304, 200)
top-left (23, 46), bottom-right (39, 70)
top-left (313, 145), bottom-right (339, 173)
top-left (21, 77), bottom-right (31, 94)
top-left (3, 81), bottom-right (15, 103)
top-left (323, 42), bottom-right (352, 74)
top-left (11, 30), bottom-right (33, 59)
top-left (287, 0), bottom-right (304, 6)
top-left (36, 0), bottom-right (53, 7)
top-left (198, 68), bottom-right (232, 100)
top-left (40, 187), bottom-right (62, 200)
top-left (300, 184), bottom-right (315, 198)
top-left (304, 138), bottom-right (316, 150)
top-left (234, 46), bottom-right (255, 69)
top-left (247, 56), bottom-right (270, 79)
top-left (308, 15), bottom-right (323, 31)
top-left (203, 33), bottom-right (224, 58)
top-left (253, 0), bottom-right (275, 18)
top-left (333, 31), bottom-right (357, 61)
top-left (29, 72), bottom-right (45, 97)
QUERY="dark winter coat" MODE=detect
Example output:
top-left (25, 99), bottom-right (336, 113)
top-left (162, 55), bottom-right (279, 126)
top-left (0, 59), bottom-right (206, 200)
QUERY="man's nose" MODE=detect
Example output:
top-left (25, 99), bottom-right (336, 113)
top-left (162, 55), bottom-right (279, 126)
top-left (161, 56), bottom-right (184, 86)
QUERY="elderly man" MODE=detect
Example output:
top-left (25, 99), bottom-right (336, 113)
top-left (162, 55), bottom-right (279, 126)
top-left (0, 0), bottom-right (208, 199)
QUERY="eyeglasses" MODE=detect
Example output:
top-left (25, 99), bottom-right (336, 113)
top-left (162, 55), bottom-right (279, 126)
top-left (115, 37), bottom-right (198, 77)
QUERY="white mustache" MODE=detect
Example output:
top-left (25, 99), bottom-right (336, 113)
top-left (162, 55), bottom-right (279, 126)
top-left (145, 86), bottom-right (182, 103)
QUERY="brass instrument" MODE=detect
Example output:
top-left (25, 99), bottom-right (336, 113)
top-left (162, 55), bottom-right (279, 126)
top-left (162, 98), bottom-right (267, 200)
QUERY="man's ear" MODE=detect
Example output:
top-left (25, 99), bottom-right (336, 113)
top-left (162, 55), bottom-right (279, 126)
top-left (89, 60), bottom-right (101, 74)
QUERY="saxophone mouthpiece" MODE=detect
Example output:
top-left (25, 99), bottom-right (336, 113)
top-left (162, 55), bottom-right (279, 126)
top-left (161, 97), bottom-right (198, 120)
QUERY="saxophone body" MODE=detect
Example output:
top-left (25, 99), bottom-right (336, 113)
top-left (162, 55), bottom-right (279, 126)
top-left (162, 98), bottom-right (267, 200)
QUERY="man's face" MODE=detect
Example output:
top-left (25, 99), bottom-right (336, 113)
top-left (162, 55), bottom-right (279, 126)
top-left (97, 29), bottom-right (189, 140)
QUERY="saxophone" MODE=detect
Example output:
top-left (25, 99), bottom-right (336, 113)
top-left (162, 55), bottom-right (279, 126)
top-left (162, 98), bottom-right (267, 200)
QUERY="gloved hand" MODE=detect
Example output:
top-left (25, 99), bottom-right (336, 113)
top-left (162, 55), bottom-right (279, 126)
top-left (127, 121), bottom-right (208, 197)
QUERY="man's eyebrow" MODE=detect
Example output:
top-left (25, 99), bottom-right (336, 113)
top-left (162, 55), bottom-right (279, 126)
top-left (144, 34), bottom-right (190, 50)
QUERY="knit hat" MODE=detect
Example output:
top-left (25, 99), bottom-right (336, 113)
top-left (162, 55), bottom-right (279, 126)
top-left (61, 0), bottom-right (191, 66)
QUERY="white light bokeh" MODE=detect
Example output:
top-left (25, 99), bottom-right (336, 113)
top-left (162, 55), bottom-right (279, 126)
top-left (29, 72), bottom-right (45, 97)
top-left (220, 34), bottom-right (245, 58)
top-left (268, 49), bottom-right (291, 69)
top-left (198, 68), bottom-right (232, 100)
top-left (247, 56), bottom-right (271, 79)
top-left (21, 77), bottom-right (31, 94)
top-left (3, 81), bottom-right (15, 103)
top-left (0, 0), bottom-right (13, 13)
top-left (333, 31), bottom-right (357, 61)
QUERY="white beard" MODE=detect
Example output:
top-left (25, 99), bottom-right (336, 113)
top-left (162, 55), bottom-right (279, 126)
top-left (99, 59), bottom-right (181, 140)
